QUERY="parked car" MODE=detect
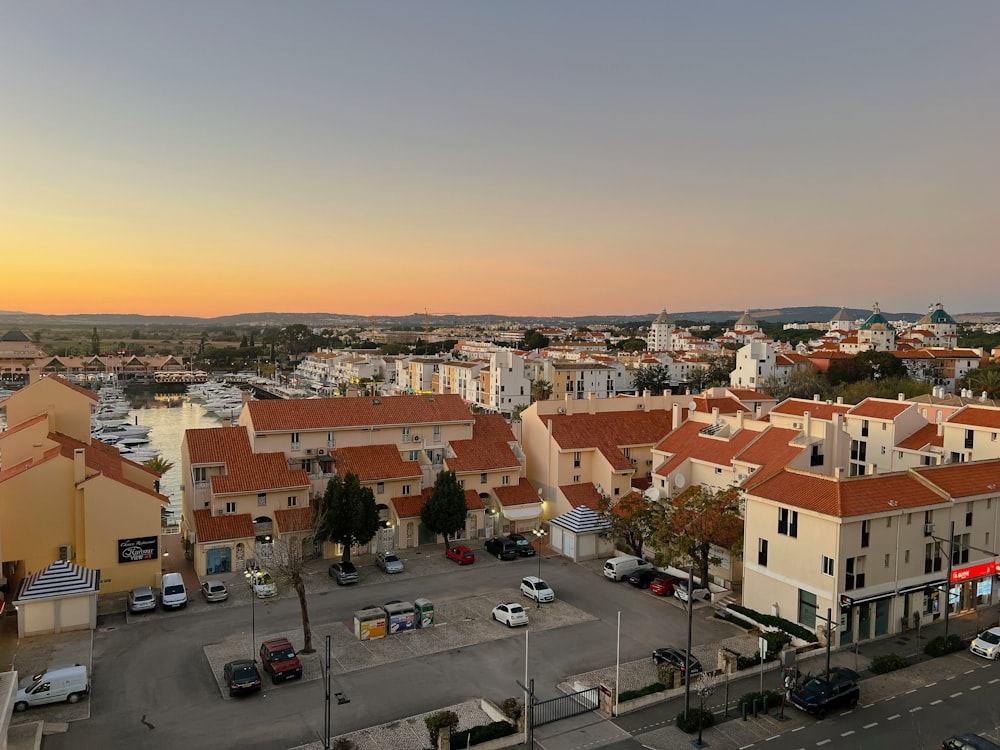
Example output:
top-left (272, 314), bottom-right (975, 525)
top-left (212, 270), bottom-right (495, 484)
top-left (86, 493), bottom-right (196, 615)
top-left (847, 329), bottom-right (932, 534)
top-left (223, 659), bottom-right (262, 697)
top-left (485, 537), bottom-right (519, 561)
top-left (649, 574), bottom-right (679, 596)
top-left (160, 572), bottom-right (188, 609)
top-left (943, 734), bottom-right (1000, 750)
top-left (491, 602), bottom-right (529, 627)
top-left (128, 586), bottom-right (157, 613)
top-left (201, 579), bottom-right (229, 603)
top-left (651, 647), bottom-right (702, 679)
top-left (251, 571), bottom-right (277, 598)
top-left (258, 637), bottom-right (303, 683)
top-left (627, 568), bottom-right (660, 588)
top-left (520, 576), bottom-right (555, 603)
top-left (970, 626), bottom-right (1000, 660)
top-left (790, 667), bottom-right (860, 718)
top-left (603, 555), bottom-right (649, 581)
top-left (673, 580), bottom-right (711, 603)
top-left (329, 561), bottom-right (360, 585)
top-left (14, 665), bottom-right (90, 711)
top-left (507, 533), bottom-right (536, 557)
top-left (375, 551), bottom-right (404, 574)
top-left (445, 545), bottom-right (475, 565)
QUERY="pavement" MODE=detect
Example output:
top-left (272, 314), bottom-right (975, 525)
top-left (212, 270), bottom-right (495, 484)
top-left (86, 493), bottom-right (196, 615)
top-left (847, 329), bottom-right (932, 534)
top-left (1, 538), bottom-right (998, 750)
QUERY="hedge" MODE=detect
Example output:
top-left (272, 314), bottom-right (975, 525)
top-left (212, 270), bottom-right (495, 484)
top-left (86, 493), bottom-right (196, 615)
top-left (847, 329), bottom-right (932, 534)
top-left (924, 634), bottom-right (966, 657)
top-left (675, 706), bottom-right (715, 733)
top-left (451, 721), bottom-right (517, 747)
top-left (726, 604), bottom-right (819, 643)
top-left (619, 682), bottom-right (666, 702)
top-left (736, 689), bottom-right (783, 714)
top-left (870, 653), bottom-right (909, 674)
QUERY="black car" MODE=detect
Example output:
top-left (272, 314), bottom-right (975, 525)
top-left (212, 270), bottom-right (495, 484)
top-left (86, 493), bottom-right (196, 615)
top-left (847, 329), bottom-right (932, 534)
top-left (651, 647), bottom-right (702, 678)
top-left (627, 568), bottom-right (659, 588)
top-left (943, 734), bottom-right (1000, 750)
top-left (507, 533), bottom-right (536, 557)
top-left (223, 659), bottom-right (262, 697)
top-left (790, 667), bottom-right (860, 718)
top-left (329, 561), bottom-right (360, 585)
top-left (485, 537), bottom-right (519, 560)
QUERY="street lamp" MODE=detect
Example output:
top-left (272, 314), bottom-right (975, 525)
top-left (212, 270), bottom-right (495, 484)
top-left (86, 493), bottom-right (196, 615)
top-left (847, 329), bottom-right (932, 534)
top-left (244, 566), bottom-right (263, 659)
top-left (531, 527), bottom-right (547, 608)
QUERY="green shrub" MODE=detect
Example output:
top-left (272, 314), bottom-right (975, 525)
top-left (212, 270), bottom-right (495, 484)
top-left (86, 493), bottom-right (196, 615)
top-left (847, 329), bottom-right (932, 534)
top-left (727, 604), bottom-right (820, 643)
top-left (499, 697), bottom-right (522, 722)
top-left (736, 690), bottom-right (783, 714)
top-left (736, 649), bottom-right (780, 671)
top-left (870, 652), bottom-right (909, 674)
top-left (924, 634), bottom-right (966, 657)
top-left (451, 721), bottom-right (516, 747)
top-left (675, 706), bottom-right (715, 733)
top-left (619, 682), bottom-right (666, 701)
top-left (424, 710), bottom-right (459, 747)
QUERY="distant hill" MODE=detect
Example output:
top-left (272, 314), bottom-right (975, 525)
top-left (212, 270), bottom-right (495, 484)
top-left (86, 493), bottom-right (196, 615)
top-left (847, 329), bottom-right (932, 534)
top-left (0, 306), bottom-right (995, 329)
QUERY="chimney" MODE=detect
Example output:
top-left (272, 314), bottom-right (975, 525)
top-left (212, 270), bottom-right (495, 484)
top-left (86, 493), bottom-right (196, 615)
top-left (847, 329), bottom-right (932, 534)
top-left (937, 423), bottom-right (944, 437)
top-left (836, 396), bottom-right (844, 405)
top-left (867, 463), bottom-right (876, 475)
top-left (813, 394), bottom-right (821, 401)
top-left (672, 402), bottom-right (681, 430)
top-left (737, 410), bottom-right (745, 430)
top-left (834, 466), bottom-right (843, 479)
top-left (74, 448), bottom-right (87, 484)
top-left (898, 393), bottom-right (905, 401)
top-left (804, 411), bottom-right (812, 434)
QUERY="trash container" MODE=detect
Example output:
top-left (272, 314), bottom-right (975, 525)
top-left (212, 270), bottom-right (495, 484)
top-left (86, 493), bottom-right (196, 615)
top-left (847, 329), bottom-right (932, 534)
top-left (415, 597), bottom-right (434, 628)
top-left (354, 606), bottom-right (387, 641)
top-left (383, 601), bottom-right (416, 634)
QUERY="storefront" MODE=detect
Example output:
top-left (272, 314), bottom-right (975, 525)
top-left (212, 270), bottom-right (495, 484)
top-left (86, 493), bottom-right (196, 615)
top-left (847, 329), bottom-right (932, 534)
top-left (948, 560), bottom-right (998, 615)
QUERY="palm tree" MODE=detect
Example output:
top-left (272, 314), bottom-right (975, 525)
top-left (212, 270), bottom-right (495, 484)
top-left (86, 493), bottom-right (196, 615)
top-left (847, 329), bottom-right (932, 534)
top-left (531, 379), bottom-right (553, 403)
top-left (964, 366), bottom-right (1000, 399)
top-left (144, 455), bottom-right (175, 497)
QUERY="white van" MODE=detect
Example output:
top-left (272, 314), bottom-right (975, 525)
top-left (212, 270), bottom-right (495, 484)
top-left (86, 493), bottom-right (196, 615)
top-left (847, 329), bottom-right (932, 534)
top-left (603, 555), bottom-right (650, 581)
top-left (15, 664), bottom-right (90, 711)
top-left (160, 572), bottom-right (188, 609)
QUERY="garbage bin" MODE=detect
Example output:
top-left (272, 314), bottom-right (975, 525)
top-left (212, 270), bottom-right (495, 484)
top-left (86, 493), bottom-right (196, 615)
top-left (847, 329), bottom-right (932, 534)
top-left (415, 597), bottom-right (434, 628)
top-left (354, 606), bottom-right (387, 641)
top-left (383, 601), bottom-right (416, 634)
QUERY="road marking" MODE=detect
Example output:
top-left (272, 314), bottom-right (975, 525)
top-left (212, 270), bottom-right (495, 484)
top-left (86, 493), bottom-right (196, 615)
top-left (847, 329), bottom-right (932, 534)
top-left (926, 682), bottom-right (937, 687)
top-left (910, 707), bottom-right (922, 713)
top-left (970, 684), bottom-right (982, 691)
top-left (951, 691), bottom-right (963, 698)
top-left (904, 689), bottom-right (917, 694)
top-left (817, 740), bottom-right (831, 746)
top-left (841, 730), bottom-right (855, 737)
top-left (888, 714), bottom-right (901, 720)
top-left (791, 726), bottom-right (805, 733)
top-left (990, 679), bottom-right (1000, 685)
top-left (930, 699), bottom-right (943, 705)
top-left (863, 723), bottom-right (879, 729)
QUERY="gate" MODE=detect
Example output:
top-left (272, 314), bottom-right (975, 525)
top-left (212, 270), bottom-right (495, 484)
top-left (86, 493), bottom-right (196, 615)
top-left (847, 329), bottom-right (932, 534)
top-left (533, 686), bottom-right (600, 726)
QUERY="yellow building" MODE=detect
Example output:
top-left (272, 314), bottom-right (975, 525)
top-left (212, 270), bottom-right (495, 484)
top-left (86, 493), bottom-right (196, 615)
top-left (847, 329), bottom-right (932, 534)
top-left (0, 376), bottom-right (167, 595)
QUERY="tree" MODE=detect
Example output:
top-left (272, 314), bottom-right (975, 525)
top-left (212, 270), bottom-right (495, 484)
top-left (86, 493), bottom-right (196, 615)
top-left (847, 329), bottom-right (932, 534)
top-left (531, 379), bottom-right (553, 403)
top-left (420, 471), bottom-right (468, 546)
top-left (597, 492), bottom-right (660, 558)
top-left (631, 364), bottom-right (672, 395)
top-left (761, 366), bottom-right (828, 401)
top-left (700, 352), bottom-right (737, 389)
top-left (90, 327), bottom-right (101, 355)
top-left (267, 537), bottom-right (315, 654)
top-left (313, 473), bottom-right (380, 563)
top-left (521, 330), bottom-right (551, 350)
top-left (962, 363), bottom-right (1000, 398)
top-left (143, 455), bottom-right (175, 495)
top-left (616, 337), bottom-right (648, 353)
top-left (652, 485), bottom-right (743, 587)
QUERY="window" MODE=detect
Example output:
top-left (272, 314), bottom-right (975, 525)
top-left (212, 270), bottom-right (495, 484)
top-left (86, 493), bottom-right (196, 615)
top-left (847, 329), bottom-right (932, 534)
top-left (886, 516), bottom-right (892, 528)
top-left (861, 419), bottom-right (869, 437)
top-left (965, 429), bottom-right (974, 450)
top-left (258, 493), bottom-right (267, 507)
top-left (287, 496), bottom-right (297, 507)
top-left (376, 482), bottom-right (385, 495)
top-left (758, 538), bottom-right (768, 567)
top-left (953, 533), bottom-right (970, 565)
top-left (884, 553), bottom-right (890, 568)
top-left (327, 431), bottom-right (335, 448)
top-left (573, 452), bottom-right (581, 468)
top-left (224, 501), bottom-right (237, 514)
top-left (291, 432), bottom-right (300, 449)
top-left (924, 510), bottom-right (933, 536)
top-left (798, 588), bottom-right (818, 627)
top-left (904, 549), bottom-right (910, 564)
top-left (924, 542), bottom-right (942, 573)
top-left (402, 426), bottom-right (411, 443)
top-left (194, 467), bottom-right (208, 486)
top-left (822, 556), bottom-right (834, 576)
top-left (502, 475), bottom-right (510, 485)
top-left (860, 520), bottom-right (870, 548)
top-left (408, 450), bottom-right (419, 461)
top-left (966, 502), bottom-right (973, 527)
top-left (850, 440), bottom-right (867, 462)
top-left (573, 475), bottom-right (581, 483)
top-left (433, 425), bottom-right (441, 441)
top-left (480, 473), bottom-right (487, 484)
top-left (401, 484), bottom-right (410, 495)
top-left (458, 479), bottom-right (465, 489)
top-left (845, 556), bottom-right (865, 590)
top-left (614, 487), bottom-right (620, 496)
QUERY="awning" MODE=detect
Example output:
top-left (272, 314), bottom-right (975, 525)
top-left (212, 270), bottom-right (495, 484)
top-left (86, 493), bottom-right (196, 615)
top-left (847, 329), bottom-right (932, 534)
top-left (898, 579), bottom-right (947, 595)
top-left (501, 505), bottom-right (543, 522)
top-left (844, 589), bottom-right (896, 606)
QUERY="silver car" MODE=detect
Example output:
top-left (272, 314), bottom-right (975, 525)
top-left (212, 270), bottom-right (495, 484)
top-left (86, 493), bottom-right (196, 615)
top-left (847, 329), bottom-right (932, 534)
top-left (375, 551), bottom-right (404, 574)
top-left (128, 586), bottom-right (157, 613)
top-left (201, 579), bottom-right (229, 603)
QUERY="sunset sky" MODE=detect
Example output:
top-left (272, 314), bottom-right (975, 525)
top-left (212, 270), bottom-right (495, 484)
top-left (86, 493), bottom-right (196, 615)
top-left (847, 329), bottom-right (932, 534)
top-left (3, 3), bottom-right (998, 318)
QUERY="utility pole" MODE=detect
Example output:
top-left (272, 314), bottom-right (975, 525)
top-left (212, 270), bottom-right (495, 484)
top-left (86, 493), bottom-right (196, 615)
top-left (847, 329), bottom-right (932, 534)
top-left (684, 564), bottom-right (694, 719)
top-left (945, 520), bottom-right (955, 639)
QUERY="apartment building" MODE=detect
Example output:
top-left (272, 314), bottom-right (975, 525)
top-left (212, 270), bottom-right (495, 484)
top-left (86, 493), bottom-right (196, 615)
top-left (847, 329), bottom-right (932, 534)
top-left (486, 349), bottom-right (533, 414)
top-left (0, 376), bottom-right (167, 594)
top-left (743, 461), bottom-right (1000, 646)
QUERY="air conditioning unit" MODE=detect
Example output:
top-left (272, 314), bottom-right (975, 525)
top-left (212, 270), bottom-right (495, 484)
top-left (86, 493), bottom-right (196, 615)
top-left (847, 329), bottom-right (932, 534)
top-left (412, 435), bottom-right (421, 442)
top-left (631, 458), bottom-right (638, 464)
top-left (924, 523), bottom-right (934, 535)
top-left (305, 448), bottom-right (315, 455)
top-left (318, 448), bottom-right (327, 455)
top-left (557, 407), bottom-right (566, 413)
top-left (58, 544), bottom-right (72, 562)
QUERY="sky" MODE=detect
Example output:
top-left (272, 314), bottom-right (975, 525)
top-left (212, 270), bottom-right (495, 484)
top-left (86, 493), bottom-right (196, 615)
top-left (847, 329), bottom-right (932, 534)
top-left (2, 2), bottom-right (998, 319)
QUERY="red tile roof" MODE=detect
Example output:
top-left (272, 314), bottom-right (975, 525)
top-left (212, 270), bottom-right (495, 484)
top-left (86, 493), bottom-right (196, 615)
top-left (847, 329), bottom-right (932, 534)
top-left (446, 414), bottom-right (521, 472)
top-left (193, 508), bottom-right (254, 542)
top-left (897, 423), bottom-right (942, 451)
top-left (912, 460), bottom-right (1000, 498)
top-left (559, 483), bottom-right (602, 511)
top-left (495, 478), bottom-right (543, 507)
top-left (692, 396), bottom-right (751, 414)
top-left (185, 426), bottom-right (311, 494)
top-left (848, 398), bottom-right (912, 420)
top-left (331, 444), bottom-right (423, 482)
top-left (244, 393), bottom-right (474, 432)
top-left (769, 398), bottom-right (852, 420)
top-left (947, 406), bottom-right (1000, 429)
top-left (274, 506), bottom-right (315, 533)
top-left (48, 432), bottom-right (165, 501)
top-left (733, 427), bottom-right (805, 488)
top-left (543, 410), bottom-right (676, 471)
top-left (653, 420), bottom-right (762, 477)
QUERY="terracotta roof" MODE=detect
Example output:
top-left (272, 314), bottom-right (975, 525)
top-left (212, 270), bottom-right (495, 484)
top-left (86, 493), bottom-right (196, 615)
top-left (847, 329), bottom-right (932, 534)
top-left (185, 426), bottom-right (254, 464)
top-left (653, 420), bottom-right (762, 477)
top-left (733, 427), bottom-right (805, 488)
top-left (848, 398), bottom-right (912, 420)
top-left (331, 444), bottom-right (423, 482)
top-left (244, 393), bottom-right (473, 432)
top-left (692, 396), bottom-right (751, 415)
top-left (748, 469), bottom-right (944, 517)
top-left (542, 409), bottom-right (675, 471)
top-left (274, 506), bottom-right (315, 533)
top-left (769, 398), bottom-right (852, 420)
top-left (193, 508), bottom-right (254, 542)
top-left (47, 432), bottom-right (165, 501)
top-left (495, 478), bottom-right (543, 507)
top-left (913, 460), bottom-right (1000, 498)
top-left (897, 423), bottom-right (942, 451)
top-left (446, 414), bottom-right (521, 472)
top-left (185, 426), bottom-right (310, 494)
top-left (947, 406), bottom-right (1000, 429)
top-left (726, 389), bottom-right (774, 401)
top-left (559, 483), bottom-right (602, 511)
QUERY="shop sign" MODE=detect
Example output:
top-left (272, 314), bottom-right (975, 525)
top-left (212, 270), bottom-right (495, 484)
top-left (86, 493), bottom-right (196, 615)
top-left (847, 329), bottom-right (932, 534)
top-left (950, 560), bottom-right (998, 583)
top-left (118, 536), bottom-right (158, 563)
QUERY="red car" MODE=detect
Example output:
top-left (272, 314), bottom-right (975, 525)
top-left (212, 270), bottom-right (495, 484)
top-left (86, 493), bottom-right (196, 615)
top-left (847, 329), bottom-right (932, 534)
top-left (649, 574), bottom-right (679, 596)
top-left (446, 545), bottom-right (475, 565)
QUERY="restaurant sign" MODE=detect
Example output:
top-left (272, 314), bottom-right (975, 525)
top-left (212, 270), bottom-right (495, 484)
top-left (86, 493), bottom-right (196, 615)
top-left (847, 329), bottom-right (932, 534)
top-left (118, 536), bottom-right (158, 564)
top-left (950, 560), bottom-right (998, 583)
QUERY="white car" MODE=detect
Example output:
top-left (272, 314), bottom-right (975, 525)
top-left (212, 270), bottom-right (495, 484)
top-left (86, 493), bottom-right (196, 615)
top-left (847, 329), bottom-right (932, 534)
top-left (201, 579), bottom-right (229, 602)
top-left (491, 602), bottom-right (529, 628)
top-left (673, 581), bottom-right (711, 603)
top-left (375, 551), bottom-right (404, 574)
top-left (970, 627), bottom-right (1000, 660)
top-left (252, 571), bottom-right (277, 598)
top-left (520, 576), bottom-right (555, 603)
top-left (128, 586), bottom-right (157, 613)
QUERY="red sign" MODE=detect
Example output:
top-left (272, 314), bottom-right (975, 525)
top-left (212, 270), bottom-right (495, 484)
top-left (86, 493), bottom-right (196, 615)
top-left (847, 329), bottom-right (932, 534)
top-left (950, 560), bottom-right (999, 583)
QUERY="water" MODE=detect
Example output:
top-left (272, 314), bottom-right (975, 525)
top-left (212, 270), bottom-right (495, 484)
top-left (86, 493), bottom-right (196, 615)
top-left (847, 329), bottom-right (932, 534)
top-left (124, 390), bottom-right (224, 522)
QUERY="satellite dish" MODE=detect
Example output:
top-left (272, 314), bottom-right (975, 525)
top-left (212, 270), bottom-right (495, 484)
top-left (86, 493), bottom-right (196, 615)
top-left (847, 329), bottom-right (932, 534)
top-left (643, 486), bottom-right (660, 502)
top-left (674, 473), bottom-right (686, 488)
top-left (687, 401), bottom-right (697, 411)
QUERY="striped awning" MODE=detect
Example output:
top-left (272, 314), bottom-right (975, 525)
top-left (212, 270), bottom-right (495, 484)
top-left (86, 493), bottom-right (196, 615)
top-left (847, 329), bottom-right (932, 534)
top-left (16, 560), bottom-right (101, 602)
top-left (550, 505), bottom-right (611, 535)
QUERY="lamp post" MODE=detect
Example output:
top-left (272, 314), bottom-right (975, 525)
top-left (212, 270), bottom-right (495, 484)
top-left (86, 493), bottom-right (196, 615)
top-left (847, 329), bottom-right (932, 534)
top-left (244, 567), bottom-right (261, 659)
top-left (532, 527), bottom-right (547, 608)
